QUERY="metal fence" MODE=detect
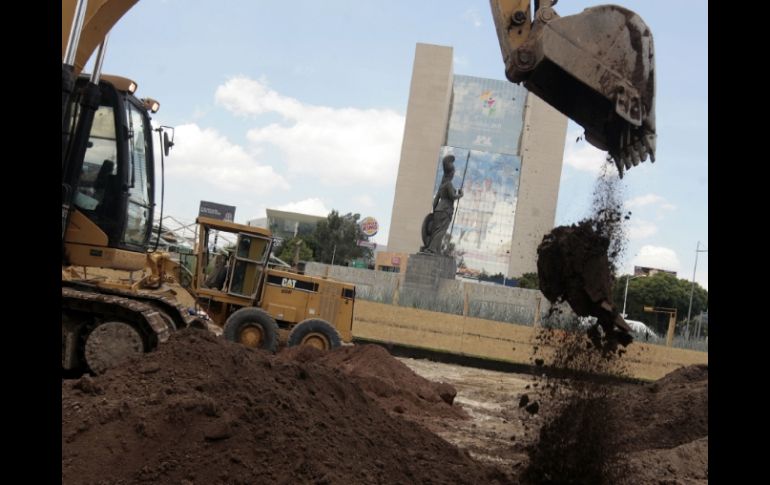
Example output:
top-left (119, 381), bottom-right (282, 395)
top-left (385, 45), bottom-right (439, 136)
top-left (278, 262), bottom-right (709, 353)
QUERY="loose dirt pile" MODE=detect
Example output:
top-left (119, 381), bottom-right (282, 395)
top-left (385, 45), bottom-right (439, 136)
top-left (62, 329), bottom-right (506, 485)
top-left (277, 344), bottom-right (467, 421)
top-left (521, 327), bottom-right (708, 485)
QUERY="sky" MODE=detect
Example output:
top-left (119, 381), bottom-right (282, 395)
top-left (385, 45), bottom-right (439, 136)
top-left (90, 0), bottom-right (708, 289)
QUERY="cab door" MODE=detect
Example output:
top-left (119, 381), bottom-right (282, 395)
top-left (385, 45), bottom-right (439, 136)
top-left (227, 233), bottom-right (271, 300)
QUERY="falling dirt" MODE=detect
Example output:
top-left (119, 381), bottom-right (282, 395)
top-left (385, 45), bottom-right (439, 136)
top-left (396, 352), bottom-right (707, 485)
top-left (537, 165), bottom-right (631, 350)
top-left (521, 326), bottom-right (707, 484)
top-left (61, 329), bottom-right (508, 485)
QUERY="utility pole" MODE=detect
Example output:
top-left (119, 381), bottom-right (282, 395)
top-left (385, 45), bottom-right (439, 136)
top-left (622, 274), bottom-right (646, 318)
top-left (685, 241), bottom-right (708, 339)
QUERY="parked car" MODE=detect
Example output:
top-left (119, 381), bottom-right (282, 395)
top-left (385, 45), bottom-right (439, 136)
top-left (578, 316), bottom-right (659, 340)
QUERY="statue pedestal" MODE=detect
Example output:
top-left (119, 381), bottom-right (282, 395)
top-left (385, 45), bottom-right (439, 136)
top-left (403, 252), bottom-right (456, 292)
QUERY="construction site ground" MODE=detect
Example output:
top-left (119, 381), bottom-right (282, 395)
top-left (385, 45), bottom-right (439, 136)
top-left (62, 328), bottom-right (707, 485)
top-left (398, 356), bottom-right (533, 469)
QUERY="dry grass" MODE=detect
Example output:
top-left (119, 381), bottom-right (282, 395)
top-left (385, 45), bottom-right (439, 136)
top-left (353, 300), bottom-right (707, 381)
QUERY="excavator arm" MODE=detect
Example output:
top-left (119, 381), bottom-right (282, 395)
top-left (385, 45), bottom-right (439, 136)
top-left (62, 0), bottom-right (138, 75)
top-left (489, 0), bottom-right (656, 177)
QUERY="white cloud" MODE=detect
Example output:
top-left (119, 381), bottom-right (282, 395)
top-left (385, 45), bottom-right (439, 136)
top-left (631, 246), bottom-right (681, 273)
top-left (274, 198), bottom-right (330, 217)
top-left (627, 193), bottom-right (676, 211)
top-left (626, 194), bottom-right (663, 208)
top-left (354, 195), bottom-right (375, 208)
top-left (563, 131), bottom-right (606, 174)
top-left (215, 76), bottom-right (405, 187)
top-left (464, 8), bottom-right (482, 27)
top-left (216, 75), bottom-right (303, 118)
top-left (164, 123), bottom-right (289, 193)
top-left (628, 219), bottom-right (658, 240)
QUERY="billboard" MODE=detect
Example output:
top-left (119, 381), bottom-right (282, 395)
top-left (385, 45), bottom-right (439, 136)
top-left (199, 201), bottom-right (236, 222)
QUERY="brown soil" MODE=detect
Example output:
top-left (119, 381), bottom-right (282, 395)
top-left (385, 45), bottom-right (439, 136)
top-left (521, 326), bottom-right (707, 485)
top-left (611, 364), bottom-right (708, 454)
top-left (62, 329), bottom-right (507, 485)
top-left (537, 221), bottom-right (614, 318)
top-left (276, 344), bottom-right (467, 421)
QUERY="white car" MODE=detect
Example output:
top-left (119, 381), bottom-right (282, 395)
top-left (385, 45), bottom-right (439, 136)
top-left (623, 319), bottom-right (659, 339)
top-left (578, 316), bottom-right (659, 339)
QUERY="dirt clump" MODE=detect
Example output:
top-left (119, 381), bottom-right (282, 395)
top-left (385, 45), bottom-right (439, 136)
top-left (276, 343), bottom-right (466, 420)
top-left (537, 167), bottom-right (631, 351)
top-left (62, 329), bottom-right (506, 485)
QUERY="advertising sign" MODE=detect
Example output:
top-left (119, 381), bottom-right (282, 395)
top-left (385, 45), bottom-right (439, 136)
top-left (360, 217), bottom-right (379, 237)
top-left (199, 201), bottom-right (236, 222)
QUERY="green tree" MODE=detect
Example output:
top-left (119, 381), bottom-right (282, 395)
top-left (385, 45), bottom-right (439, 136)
top-left (517, 272), bottom-right (540, 290)
top-left (275, 237), bottom-right (314, 265)
top-left (611, 273), bottom-right (708, 335)
top-left (312, 210), bottom-right (372, 265)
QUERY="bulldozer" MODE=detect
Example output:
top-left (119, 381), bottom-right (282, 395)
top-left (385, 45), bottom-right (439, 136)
top-left (61, 0), bottom-right (657, 374)
top-left (192, 217), bottom-right (355, 352)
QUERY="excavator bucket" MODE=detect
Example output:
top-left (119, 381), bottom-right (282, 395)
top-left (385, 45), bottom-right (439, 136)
top-left (490, 1), bottom-right (656, 176)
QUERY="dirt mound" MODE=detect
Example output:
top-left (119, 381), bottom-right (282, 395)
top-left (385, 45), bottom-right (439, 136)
top-left (611, 364), bottom-right (708, 454)
top-left (277, 344), bottom-right (466, 420)
top-left (624, 437), bottom-right (708, 484)
top-left (521, 357), bottom-right (708, 485)
top-left (62, 329), bottom-right (506, 485)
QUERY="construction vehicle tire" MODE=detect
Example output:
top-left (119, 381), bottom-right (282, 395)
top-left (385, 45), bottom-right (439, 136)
top-left (287, 318), bottom-right (342, 351)
top-left (223, 308), bottom-right (279, 352)
top-left (84, 321), bottom-right (146, 374)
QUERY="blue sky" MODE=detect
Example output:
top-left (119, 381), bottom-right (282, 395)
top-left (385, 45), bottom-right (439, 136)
top-left (92, 0), bottom-right (707, 289)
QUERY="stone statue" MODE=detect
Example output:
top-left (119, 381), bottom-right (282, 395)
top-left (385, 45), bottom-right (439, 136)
top-left (421, 155), bottom-right (464, 254)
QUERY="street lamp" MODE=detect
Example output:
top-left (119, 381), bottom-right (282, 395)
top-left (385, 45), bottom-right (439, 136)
top-left (685, 241), bottom-right (708, 338)
top-left (622, 274), bottom-right (646, 318)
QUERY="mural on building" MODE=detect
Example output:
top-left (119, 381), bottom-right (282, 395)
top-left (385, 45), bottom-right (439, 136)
top-left (430, 75), bottom-right (527, 277)
top-left (446, 75), bottom-right (527, 156)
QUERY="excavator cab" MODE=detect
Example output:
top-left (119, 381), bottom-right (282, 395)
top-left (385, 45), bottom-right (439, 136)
top-left (490, 0), bottom-right (656, 176)
top-left (63, 74), bottom-right (160, 269)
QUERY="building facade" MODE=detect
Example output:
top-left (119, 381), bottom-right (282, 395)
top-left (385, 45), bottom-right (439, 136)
top-left (387, 43), bottom-right (567, 278)
top-left (634, 266), bottom-right (678, 278)
top-left (248, 209), bottom-right (325, 244)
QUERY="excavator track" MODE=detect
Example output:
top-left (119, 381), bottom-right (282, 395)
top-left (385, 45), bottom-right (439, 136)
top-left (62, 283), bottom-right (205, 374)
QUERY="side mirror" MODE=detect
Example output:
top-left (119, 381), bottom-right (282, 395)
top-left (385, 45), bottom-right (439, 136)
top-left (163, 131), bottom-right (174, 157)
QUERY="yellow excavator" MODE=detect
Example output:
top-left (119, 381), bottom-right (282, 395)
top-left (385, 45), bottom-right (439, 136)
top-left (61, 0), bottom-right (206, 375)
top-left (61, 0), bottom-right (657, 373)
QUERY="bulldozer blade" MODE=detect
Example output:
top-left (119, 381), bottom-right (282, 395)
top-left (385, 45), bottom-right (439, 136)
top-left (499, 4), bottom-right (656, 177)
